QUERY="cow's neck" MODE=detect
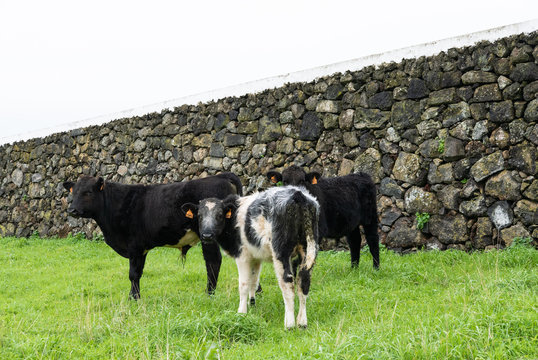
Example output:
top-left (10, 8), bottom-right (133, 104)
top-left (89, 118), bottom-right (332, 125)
top-left (92, 182), bottom-right (127, 237)
top-left (216, 218), bottom-right (242, 258)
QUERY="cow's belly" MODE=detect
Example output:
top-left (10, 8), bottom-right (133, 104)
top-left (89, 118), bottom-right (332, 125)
top-left (164, 230), bottom-right (200, 249)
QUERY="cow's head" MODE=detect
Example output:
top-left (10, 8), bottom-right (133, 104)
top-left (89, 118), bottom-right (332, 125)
top-left (63, 176), bottom-right (105, 218)
top-left (181, 195), bottom-right (238, 243)
top-left (267, 165), bottom-right (321, 187)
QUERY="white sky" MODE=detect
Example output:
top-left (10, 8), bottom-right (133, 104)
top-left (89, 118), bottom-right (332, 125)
top-left (1, 1), bottom-right (537, 143)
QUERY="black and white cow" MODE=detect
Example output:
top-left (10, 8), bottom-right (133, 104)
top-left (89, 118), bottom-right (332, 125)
top-left (182, 186), bottom-right (320, 329)
top-left (62, 173), bottom-right (242, 299)
top-left (267, 165), bottom-right (380, 269)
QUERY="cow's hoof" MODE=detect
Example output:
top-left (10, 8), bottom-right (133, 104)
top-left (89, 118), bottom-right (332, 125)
top-left (298, 324), bottom-right (308, 329)
top-left (250, 297), bottom-right (256, 306)
top-left (256, 284), bottom-right (263, 293)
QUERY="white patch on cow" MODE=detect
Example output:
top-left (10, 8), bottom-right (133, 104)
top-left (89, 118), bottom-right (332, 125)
top-left (272, 256), bottom-right (295, 329)
top-left (204, 201), bottom-right (216, 211)
top-left (164, 230), bottom-right (200, 249)
top-left (235, 252), bottom-right (253, 313)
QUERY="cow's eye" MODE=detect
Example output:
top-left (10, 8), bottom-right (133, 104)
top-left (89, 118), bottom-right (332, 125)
top-left (83, 191), bottom-right (92, 196)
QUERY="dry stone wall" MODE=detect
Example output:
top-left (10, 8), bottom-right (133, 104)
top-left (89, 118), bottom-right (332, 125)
top-left (1, 31), bottom-right (537, 251)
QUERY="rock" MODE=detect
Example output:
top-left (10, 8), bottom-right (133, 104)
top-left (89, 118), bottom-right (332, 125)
top-left (192, 134), bottom-right (213, 147)
top-left (393, 152), bottom-right (426, 185)
top-left (523, 180), bottom-right (538, 201)
top-left (316, 100), bottom-right (341, 113)
top-left (354, 108), bottom-right (390, 129)
top-left (117, 165), bottom-right (128, 176)
top-left (489, 100), bottom-right (514, 123)
top-left (461, 71), bottom-right (498, 84)
top-left (417, 120), bottom-right (441, 139)
top-left (386, 218), bottom-right (426, 248)
top-left (472, 84), bottom-right (502, 102)
top-left (251, 144), bottom-right (267, 159)
top-left (209, 143), bottom-right (225, 158)
top-left (471, 217), bottom-right (493, 249)
top-left (429, 214), bottom-right (468, 244)
top-left (380, 207), bottom-right (402, 226)
top-left (485, 170), bottom-right (521, 201)
top-left (428, 160), bottom-right (454, 184)
top-left (258, 116), bottom-right (282, 142)
top-left (224, 134), bottom-right (246, 146)
top-left (338, 159), bottom-right (355, 176)
top-left (353, 148), bottom-right (383, 183)
top-left (470, 151), bottom-right (505, 182)
top-left (339, 109), bottom-right (354, 130)
top-left (441, 71), bottom-right (462, 88)
top-left (523, 80), bottom-right (538, 101)
top-left (442, 137), bottom-right (466, 161)
top-left (133, 139), bottom-right (146, 152)
top-left (368, 91), bottom-right (393, 110)
top-left (322, 114), bottom-right (339, 130)
top-left (404, 186), bottom-right (440, 214)
top-left (461, 178), bottom-right (479, 198)
top-left (391, 100), bottom-right (421, 130)
top-left (386, 127), bottom-right (401, 143)
top-left (380, 177), bottom-right (404, 198)
top-left (291, 104), bottom-right (305, 119)
top-left (407, 78), bottom-right (428, 99)
top-left (524, 99), bottom-right (538, 121)
top-left (513, 200), bottom-right (538, 226)
top-left (442, 102), bottom-right (471, 127)
top-left (489, 128), bottom-right (510, 149)
top-left (487, 201), bottom-right (513, 230)
top-left (11, 169), bottom-right (23, 186)
top-left (459, 196), bottom-right (487, 217)
top-left (472, 120), bottom-right (489, 140)
top-left (449, 120), bottom-right (475, 140)
top-left (437, 185), bottom-right (461, 210)
top-left (497, 75), bottom-right (512, 90)
top-left (510, 62), bottom-right (538, 82)
top-left (503, 83), bottom-right (522, 100)
top-left (325, 83), bottom-right (345, 100)
top-left (342, 132), bottom-right (359, 148)
top-left (500, 224), bottom-right (531, 247)
top-left (428, 88), bottom-right (459, 106)
top-left (508, 144), bottom-right (537, 175)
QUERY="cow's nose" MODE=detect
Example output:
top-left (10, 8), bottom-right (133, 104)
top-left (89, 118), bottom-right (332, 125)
top-left (67, 208), bottom-right (80, 216)
top-left (201, 233), bottom-right (213, 241)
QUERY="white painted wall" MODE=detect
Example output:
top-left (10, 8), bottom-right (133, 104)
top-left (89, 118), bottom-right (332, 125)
top-left (2, 19), bottom-right (537, 146)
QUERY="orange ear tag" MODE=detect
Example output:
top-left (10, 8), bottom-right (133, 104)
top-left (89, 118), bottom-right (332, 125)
top-left (185, 209), bottom-right (194, 219)
top-left (311, 176), bottom-right (318, 185)
top-left (225, 209), bottom-right (232, 219)
top-left (270, 176), bottom-right (277, 184)
top-left (100, 184), bottom-right (104, 191)
top-left (70, 187), bottom-right (73, 193)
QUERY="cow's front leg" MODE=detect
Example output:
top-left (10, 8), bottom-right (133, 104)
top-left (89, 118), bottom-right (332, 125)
top-left (201, 240), bottom-right (222, 294)
top-left (235, 255), bottom-right (252, 313)
top-left (129, 252), bottom-right (147, 300)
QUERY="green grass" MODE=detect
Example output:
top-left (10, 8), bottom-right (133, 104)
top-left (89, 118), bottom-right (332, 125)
top-left (1, 237), bottom-right (537, 359)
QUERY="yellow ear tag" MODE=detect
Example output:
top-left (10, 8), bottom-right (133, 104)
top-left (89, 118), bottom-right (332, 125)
top-left (185, 209), bottom-right (194, 219)
top-left (100, 184), bottom-right (104, 191)
top-left (70, 187), bottom-right (73, 193)
top-left (270, 176), bottom-right (277, 184)
top-left (311, 176), bottom-right (318, 185)
top-left (225, 209), bottom-right (232, 219)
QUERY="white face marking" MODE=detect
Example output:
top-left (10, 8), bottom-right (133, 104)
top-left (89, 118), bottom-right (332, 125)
top-left (204, 201), bottom-right (216, 211)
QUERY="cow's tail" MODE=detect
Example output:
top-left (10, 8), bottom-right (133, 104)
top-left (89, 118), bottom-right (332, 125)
top-left (217, 172), bottom-right (244, 196)
top-left (290, 191), bottom-right (318, 271)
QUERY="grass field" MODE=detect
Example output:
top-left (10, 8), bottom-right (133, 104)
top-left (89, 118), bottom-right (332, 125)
top-left (0, 236), bottom-right (537, 359)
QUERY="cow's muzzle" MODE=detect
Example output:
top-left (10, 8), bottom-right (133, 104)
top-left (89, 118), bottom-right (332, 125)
top-left (67, 207), bottom-right (82, 218)
top-left (200, 232), bottom-right (216, 243)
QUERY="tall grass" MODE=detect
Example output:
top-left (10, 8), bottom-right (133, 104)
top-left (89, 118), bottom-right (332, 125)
top-left (0, 236), bottom-right (536, 359)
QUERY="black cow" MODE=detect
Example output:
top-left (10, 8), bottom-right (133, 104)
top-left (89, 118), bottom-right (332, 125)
top-left (182, 186), bottom-right (320, 329)
top-left (62, 173), bottom-right (242, 299)
top-left (266, 165), bottom-right (380, 269)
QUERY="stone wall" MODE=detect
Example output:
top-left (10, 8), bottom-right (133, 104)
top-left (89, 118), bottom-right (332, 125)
top-left (1, 31), bottom-right (537, 251)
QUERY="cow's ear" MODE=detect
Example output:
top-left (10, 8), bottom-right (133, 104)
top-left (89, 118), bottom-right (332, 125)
top-left (63, 181), bottom-right (75, 193)
top-left (306, 172), bottom-right (322, 185)
top-left (266, 171), bottom-right (282, 184)
top-left (223, 194), bottom-right (239, 218)
top-left (96, 177), bottom-right (105, 191)
top-left (181, 203), bottom-right (198, 219)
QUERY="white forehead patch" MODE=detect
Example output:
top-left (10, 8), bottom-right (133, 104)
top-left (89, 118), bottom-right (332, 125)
top-left (204, 201), bottom-right (216, 211)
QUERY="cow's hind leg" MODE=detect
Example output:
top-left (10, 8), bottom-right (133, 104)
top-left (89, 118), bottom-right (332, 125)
top-left (346, 227), bottom-right (362, 268)
top-left (364, 222), bottom-right (380, 269)
top-left (249, 260), bottom-right (262, 306)
top-left (273, 256), bottom-right (295, 329)
top-left (201, 241), bottom-right (222, 294)
top-left (129, 253), bottom-right (147, 300)
top-left (296, 266), bottom-right (311, 328)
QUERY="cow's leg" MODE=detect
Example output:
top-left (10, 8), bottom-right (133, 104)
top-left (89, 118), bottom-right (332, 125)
top-left (235, 255), bottom-right (252, 313)
top-left (296, 266), bottom-right (311, 328)
top-left (346, 227), bottom-right (362, 268)
top-left (273, 256), bottom-right (295, 329)
top-left (249, 260), bottom-right (262, 306)
top-left (129, 253), bottom-right (147, 300)
top-left (364, 222), bottom-right (380, 269)
top-left (201, 240), bottom-right (222, 294)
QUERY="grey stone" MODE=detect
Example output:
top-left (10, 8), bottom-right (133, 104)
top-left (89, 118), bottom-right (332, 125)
top-left (459, 196), bottom-right (487, 217)
top-left (354, 108), bottom-right (390, 129)
top-left (368, 92), bottom-right (393, 110)
top-left (407, 78), bottom-right (428, 99)
top-left (429, 214), bottom-right (468, 244)
top-left (418, 139), bottom-right (441, 158)
top-left (513, 200), bottom-right (538, 226)
top-left (338, 159), bottom-right (355, 176)
top-left (442, 102), bottom-right (471, 127)
top-left (428, 160), bottom-right (454, 184)
top-left (11, 169), bottom-right (23, 186)
top-left (404, 186), bottom-right (440, 214)
top-left (510, 62), bottom-right (538, 82)
top-left (386, 218), bottom-right (426, 249)
top-left (508, 144), bottom-right (537, 175)
top-left (428, 88), bottom-right (459, 106)
top-left (224, 134), bottom-right (246, 147)
top-left (472, 217), bottom-right (493, 249)
top-left (470, 151), bottom-right (505, 182)
top-left (449, 120), bottom-right (475, 140)
top-left (472, 120), bottom-right (489, 140)
top-left (393, 152), bottom-right (426, 185)
top-left (338, 109), bottom-right (354, 130)
top-left (497, 75), bottom-right (512, 90)
top-left (325, 83), bottom-right (345, 100)
top-left (442, 137), bottom-right (465, 162)
top-left (251, 144), bottom-right (267, 159)
top-left (210, 143), bottom-right (225, 158)
top-left (487, 201), bottom-right (513, 230)
top-left (472, 84), bottom-right (502, 102)
top-left (391, 100), bottom-right (421, 130)
top-left (380, 207), bottom-right (402, 226)
top-left (133, 139), bottom-right (146, 152)
top-left (524, 99), bottom-right (538, 121)
top-left (485, 170), bottom-right (521, 201)
top-left (489, 128), bottom-right (510, 149)
top-left (353, 148), bottom-right (383, 183)
top-left (523, 180), bottom-right (538, 201)
top-left (461, 71), bottom-right (498, 84)
top-left (380, 177), bottom-right (404, 198)
top-left (316, 100), bottom-right (341, 113)
top-left (500, 224), bottom-right (531, 247)
top-left (192, 134), bottom-right (213, 147)
top-left (523, 80), bottom-right (538, 101)
top-left (343, 132), bottom-right (359, 148)
top-left (417, 120), bottom-right (441, 139)
top-left (299, 112), bottom-right (322, 140)
top-left (489, 100), bottom-right (514, 123)
top-left (437, 185), bottom-right (461, 210)
top-left (291, 104), bottom-right (305, 119)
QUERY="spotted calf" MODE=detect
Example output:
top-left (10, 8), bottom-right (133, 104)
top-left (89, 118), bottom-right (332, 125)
top-left (182, 186), bottom-right (320, 329)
